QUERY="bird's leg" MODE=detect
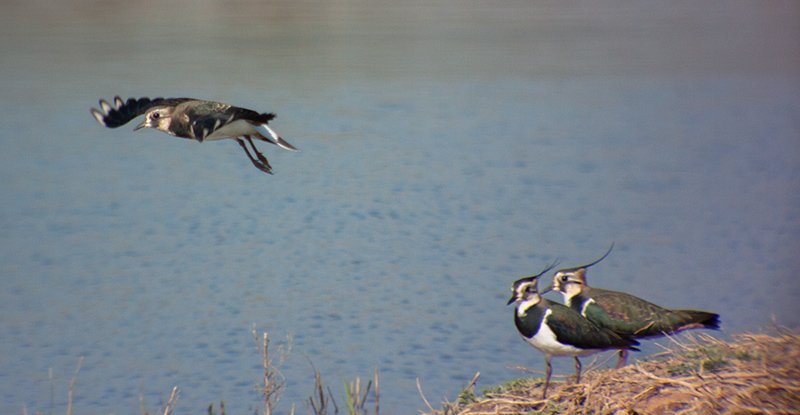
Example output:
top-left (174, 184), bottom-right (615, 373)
top-left (236, 138), bottom-right (273, 174)
top-left (245, 135), bottom-right (272, 166)
top-left (616, 349), bottom-right (628, 369)
top-left (574, 357), bottom-right (582, 384)
top-left (542, 358), bottom-right (552, 399)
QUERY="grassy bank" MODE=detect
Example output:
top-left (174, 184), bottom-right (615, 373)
top-left (422, 327), bottom-right (799, 415)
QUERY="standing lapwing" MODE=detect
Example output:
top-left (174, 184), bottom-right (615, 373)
top-left (508, 262), bottom-right (640, 399)
top-left (544, 244), bottom-right (720, 368)
top-left (91, 96), bottom-right (298, 174)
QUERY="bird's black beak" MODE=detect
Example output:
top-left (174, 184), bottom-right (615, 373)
top-left (134, 120), bottom-right (147, 131)
top-left (541, 285), bottom-right (554, 294)
top-left (506, 294), bottom-right (517, 306)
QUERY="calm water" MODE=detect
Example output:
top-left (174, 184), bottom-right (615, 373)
top-left (1, 1), bottom-right (799, 414)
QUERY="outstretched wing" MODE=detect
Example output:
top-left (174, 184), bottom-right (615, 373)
top-left (91, 96), bottom-right (164, 128)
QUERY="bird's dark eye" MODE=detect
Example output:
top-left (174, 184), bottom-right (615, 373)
top-left (152, 113), bottom-right (160, 119)
top-left (560, 275), bottom-right (568, 282)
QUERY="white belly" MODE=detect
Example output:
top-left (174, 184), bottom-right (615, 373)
top-left (204, 119), bottom-right (261, 141)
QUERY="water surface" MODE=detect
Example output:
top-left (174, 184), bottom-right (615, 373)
top-left (1, 1), bottom-right (799, 414)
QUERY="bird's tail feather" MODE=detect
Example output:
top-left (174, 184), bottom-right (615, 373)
top-left (679, 311), bottom-right (721, 330)
top-left (255, 123), bottom-right (299, 152)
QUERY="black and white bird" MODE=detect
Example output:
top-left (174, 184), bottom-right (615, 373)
top-left (508, 262), bottom-right (640, 399)
top-left (543, 244), bottom-right (720, 368)
top-left (91, 96), bottom-right (298, 174)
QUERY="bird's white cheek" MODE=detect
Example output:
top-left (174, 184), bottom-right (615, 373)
top-left (158, 118), bottom-right (173, 133)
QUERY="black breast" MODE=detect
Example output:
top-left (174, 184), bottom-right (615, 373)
top-left (514, 303), bottom-right (545, 339)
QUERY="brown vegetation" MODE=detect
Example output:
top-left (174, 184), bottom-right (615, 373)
top-left (423, 327), bottom-right (800, 415)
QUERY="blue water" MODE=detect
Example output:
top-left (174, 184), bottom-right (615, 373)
top-left (1, 1), bottom-right (799, 414)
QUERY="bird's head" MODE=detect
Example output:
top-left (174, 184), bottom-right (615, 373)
top-left (507, 261), bottom-right (559, 306)
top-left (135, 107), bottom-right (174, 133)
top-left (543, 242), bottom-right (614, 295)
top-left (546, 268), bottom-right (587, 297)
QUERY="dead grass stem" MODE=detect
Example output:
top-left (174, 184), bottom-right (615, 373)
top-left (423, 327), bottom-right (800, 415)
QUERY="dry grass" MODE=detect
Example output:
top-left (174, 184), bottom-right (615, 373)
top-left (31, 329), bottom-right (381, 415)
top-left (424, 327), bottom-right (800, 415)
top-left (253, 328), bottom-right (294, 415)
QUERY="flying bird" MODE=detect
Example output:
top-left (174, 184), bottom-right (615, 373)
top-left (91, 96), bottom-right (298, 174)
